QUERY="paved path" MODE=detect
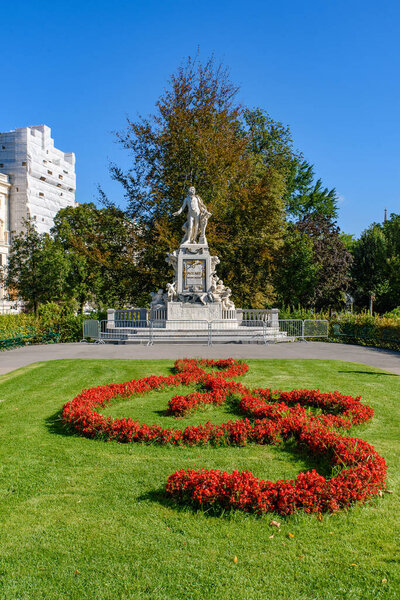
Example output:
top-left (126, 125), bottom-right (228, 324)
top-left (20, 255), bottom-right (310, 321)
top-left (0, 341), bottom-right (399, 375)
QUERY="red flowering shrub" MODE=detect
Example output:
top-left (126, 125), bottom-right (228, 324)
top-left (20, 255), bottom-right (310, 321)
top-left (62, 358), bottom-right (387, 516)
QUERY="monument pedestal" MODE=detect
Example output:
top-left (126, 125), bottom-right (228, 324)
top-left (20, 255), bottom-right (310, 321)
top-left (165, 301), bottom-right (223, 329)
top-left (149, 189), bottom-right (237, 327)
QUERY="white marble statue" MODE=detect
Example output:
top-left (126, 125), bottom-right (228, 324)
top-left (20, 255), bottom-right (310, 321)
top-left (150, 288), bottom-right (165, 309)
top-left (166, 281), bottom-right (177, 301)
top-left (221, 286), bottom-right (235, 311)
top-left (173, 186), bottom-right (211, 245)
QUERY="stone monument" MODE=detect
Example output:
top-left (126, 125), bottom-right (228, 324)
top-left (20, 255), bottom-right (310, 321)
top-left (150, 186), bottom-right (236, 327)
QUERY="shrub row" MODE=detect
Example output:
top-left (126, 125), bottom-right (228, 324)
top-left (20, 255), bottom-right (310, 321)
top-left (330, 313), bottom-right (400, 352)
top-left (0, 302), bottom-right (105, 346)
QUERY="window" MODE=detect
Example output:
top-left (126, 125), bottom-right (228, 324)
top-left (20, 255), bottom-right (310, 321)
top-left (0, 164), bottom-right (3, 168)
top-left (47, 170), bottom-right (53, 175)
top-left (60, 193), bottom-right (63, 196)
top-left (16, 187), bottom-right (19, 192)
top-left (57, 183), bottom-right (61, 188)
top-left (1, 146), bottom-right (5, 150)
top-left (40, 176), bottom-right (46, 181)
top-left (22, 161), bottom-right (27, 166)
top-left (63, 169), bottom-right (68, 174)
top-left (39, 192), bottom-right (44, 197)
top-left (43, 159), bottom-right (47, 164)
top-left (59, 174), bottom-right (63, 180)
top-left (42, 218), bottom-right (45, 222)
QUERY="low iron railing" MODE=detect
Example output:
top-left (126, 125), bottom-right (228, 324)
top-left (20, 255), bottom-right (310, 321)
top-left (82, 318), bottom-right (329, 346)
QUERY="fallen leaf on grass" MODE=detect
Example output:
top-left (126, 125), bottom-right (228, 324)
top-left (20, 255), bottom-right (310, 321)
top-left (288, 533), bottom-right (294, 538)
top-left (382, 578), bottom-right (387, 584)
top-left (269, 520), bottom-right (280, 528)
top-left (351, 564), bottom-right (358, 567)
top-left (233, 556), bottom-right (238, 564)
top-left (316, 513), bottom-right (323, 521)
top-left (384, 490), bottom-right (393, 494)
top-left (268, 534), bottom-right (274, 539)
top-left (74, 570), bottom-right (80, 576)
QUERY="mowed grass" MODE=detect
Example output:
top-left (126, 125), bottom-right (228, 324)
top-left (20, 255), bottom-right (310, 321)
top-left (0, 358), bottom-right (399, 600)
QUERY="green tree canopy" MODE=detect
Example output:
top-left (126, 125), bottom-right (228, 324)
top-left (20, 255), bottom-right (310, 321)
top-left (5, 220), bottom-right (70, 314)
top-left (107, 55), bottom-right (344, 307)
top-left (276, 215), bottom-right (352, 310)
top-left (52, 203), bottom-right (145, 310)
top-left (285, 160), bottom-right (338, 220)
top-left (109, 57), bottom-right (301, 306)
top-left (351, 214), bottom-right (400, 313)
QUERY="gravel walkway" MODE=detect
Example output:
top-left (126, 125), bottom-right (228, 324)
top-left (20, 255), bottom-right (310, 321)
top-left (0, 341), bottom-right (399, 375)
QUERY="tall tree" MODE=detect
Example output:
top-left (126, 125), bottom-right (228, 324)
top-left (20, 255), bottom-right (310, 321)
top-left (5, 220), bottom-right (70, 313)
top-left (109, 56), bottom-right (290, 307)
top-left (351, 220), bottom-right (398, 314)
top-left (285, 160), bottom-right (338, 220)
top-left (351, 225), bottom-right (388, 314)
top-left (52, 203), bottom-right (145, 310)
top-left (274, 225), bottom-right (320, 307)
top-left (381, 213), bottom-right (400, 310)
top-left (292, 215), bottom-right (352, 309)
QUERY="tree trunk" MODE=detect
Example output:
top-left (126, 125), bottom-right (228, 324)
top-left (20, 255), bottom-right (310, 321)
top-left (369, 294), bottom-right (373, 316)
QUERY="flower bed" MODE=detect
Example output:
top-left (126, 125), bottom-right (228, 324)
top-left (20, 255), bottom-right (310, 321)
top-left (62, 358), bottom-right (387, 515)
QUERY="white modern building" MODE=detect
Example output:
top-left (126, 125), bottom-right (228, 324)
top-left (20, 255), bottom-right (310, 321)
top-left (0, 125), bottom-right (76, 236)
top-left (0, 125), bottom-right (76, 312)
top-left (0, 172), bottom-right (14, 312)
top-left (0, 172), bottom-right (11, 297)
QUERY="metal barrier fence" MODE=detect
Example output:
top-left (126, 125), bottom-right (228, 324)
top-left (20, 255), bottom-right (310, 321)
top-left (303, 319), bottom-right (329, 339)
top-left (278, 319), bottom-right (304, 339)
top-left (82, 319), bottom-right (101, 341)
top-left (209, 320), bottom-right (267, 345)
top-left (99, 320), bottom-right (149, 342)
top-left (82, 318), bottom-right (329, 345)
top-left (148, 320), bottom-right (211, 345)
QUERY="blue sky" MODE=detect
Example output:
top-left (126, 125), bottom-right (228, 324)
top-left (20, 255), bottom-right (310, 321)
top-left (2, 0), bottom-right (399, 236)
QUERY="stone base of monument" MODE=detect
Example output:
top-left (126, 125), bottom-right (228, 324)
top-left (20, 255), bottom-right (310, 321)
top-left (100, 324), bottom-right (289, 344)
top-left (163, 301), bottom-right (238, 329)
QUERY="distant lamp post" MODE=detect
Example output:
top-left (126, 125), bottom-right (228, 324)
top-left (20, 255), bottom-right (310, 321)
top-left (345, 293), bottom-right (354, 312)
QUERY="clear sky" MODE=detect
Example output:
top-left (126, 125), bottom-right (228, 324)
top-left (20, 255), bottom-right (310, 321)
top-left (2, 0), bottom-right (399, 236)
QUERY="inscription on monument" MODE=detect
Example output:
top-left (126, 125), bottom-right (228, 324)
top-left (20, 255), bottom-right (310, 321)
top-left (183, 259), bottom-right (206, 292)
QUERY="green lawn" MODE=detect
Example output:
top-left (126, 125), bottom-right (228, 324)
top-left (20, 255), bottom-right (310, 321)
top-left (0, 358), bottom-right (398, 600)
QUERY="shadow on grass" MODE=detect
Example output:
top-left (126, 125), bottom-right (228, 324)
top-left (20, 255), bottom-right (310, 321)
top-left (338, 370), bottom-right (398, 376)
top-left (45, 410), bottom-right (77, 437)
top-left (153, 394), bottom-right (245, 420)
top-left (137, 440), bottom-right (334, 519)
top-left (137, 487), bottom-right (267, 519)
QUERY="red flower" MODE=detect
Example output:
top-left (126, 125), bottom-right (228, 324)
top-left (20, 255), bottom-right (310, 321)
top-left (61, 358), bottom-right (387, 516)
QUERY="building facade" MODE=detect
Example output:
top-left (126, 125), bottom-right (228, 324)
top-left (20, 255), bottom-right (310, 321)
top-left (0, 173), bottom-right (11, 311)
top-left (0, 125), bottom-right (76, 236)
top-left (0, 125), bottom-right (76, 312)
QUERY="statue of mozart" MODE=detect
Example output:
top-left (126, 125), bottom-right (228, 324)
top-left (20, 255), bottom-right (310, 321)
top-left (173, 186), bottom-right (211, 245)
